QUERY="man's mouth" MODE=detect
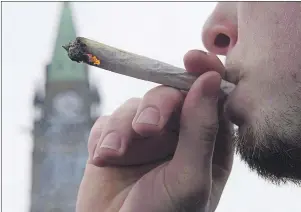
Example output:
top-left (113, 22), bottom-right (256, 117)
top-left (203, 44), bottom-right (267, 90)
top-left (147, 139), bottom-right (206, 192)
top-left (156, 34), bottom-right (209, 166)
top-left (223, 58), bottom-right (252, 126)
top-left (223, 76), bottom-right (253, 128)
top-left (224, 69), bottom-right (240, 86)
top-left (224, 90), bottom-right (242, 126)
top-left (224, 104), bottom-right (245, 127)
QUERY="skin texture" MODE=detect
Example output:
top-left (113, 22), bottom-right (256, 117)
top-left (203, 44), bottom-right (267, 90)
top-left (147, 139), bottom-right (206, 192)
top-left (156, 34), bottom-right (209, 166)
top-left (76, 2), bottom-right (301, 212)
top-left (202, 2), bottom-right (301, 184)
top-left (77, 53), bottom-right (234, 212)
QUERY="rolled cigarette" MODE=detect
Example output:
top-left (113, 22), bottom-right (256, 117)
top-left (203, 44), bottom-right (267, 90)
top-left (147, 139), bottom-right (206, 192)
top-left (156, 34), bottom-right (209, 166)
top-left (62, 37), bottom-right (235, 95)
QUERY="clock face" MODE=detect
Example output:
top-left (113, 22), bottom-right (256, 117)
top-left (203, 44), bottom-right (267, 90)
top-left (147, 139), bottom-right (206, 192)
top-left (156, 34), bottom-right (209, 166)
top-left (53, 91), bottom-right (83, 119)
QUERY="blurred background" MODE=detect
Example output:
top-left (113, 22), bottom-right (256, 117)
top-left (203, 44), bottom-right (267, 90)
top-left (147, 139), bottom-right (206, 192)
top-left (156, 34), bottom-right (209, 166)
top-left (2, 2), bottom-right (301, 212)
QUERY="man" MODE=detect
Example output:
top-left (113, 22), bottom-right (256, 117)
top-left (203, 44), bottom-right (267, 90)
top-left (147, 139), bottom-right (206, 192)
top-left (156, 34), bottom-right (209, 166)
top-left (76, 2), bottom-right (301, 212)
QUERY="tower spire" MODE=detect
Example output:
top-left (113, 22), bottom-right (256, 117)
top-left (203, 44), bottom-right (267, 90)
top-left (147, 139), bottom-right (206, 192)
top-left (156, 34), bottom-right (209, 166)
top-left (47, 2), bottom-right (87, 82)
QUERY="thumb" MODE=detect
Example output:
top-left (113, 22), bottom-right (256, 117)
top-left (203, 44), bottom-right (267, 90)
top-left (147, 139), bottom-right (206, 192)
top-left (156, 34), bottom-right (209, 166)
top-left (166, 71), bottom-right (221, 204)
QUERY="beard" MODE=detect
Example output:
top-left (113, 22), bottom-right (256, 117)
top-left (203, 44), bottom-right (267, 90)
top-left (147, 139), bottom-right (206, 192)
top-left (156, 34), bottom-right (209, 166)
top-left (234, 116), bottom-right (301, 185)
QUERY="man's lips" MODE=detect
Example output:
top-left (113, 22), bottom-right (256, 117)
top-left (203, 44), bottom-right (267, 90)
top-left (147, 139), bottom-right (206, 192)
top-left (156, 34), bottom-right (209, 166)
top-left (223, 79), bottom-right (251, 127)
top-left (224, 68), bottom-right (240, 86)
top-left (223, 58), bottom-right (250, 126)
top-left (224, 102), bottom-right (245, 127)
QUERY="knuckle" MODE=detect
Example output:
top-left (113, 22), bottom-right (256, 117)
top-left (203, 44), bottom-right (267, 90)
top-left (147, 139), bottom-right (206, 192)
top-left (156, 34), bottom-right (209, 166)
top-left (124, 97), bottom-right (141, 106)
top-left (106, 114), bottom-right (124, 127)
top-left (88, 115), bottom-right (112, 142)
top-left (105, 100), bottom-right (139, 131)
top-left (92, 116), bottom-right (110, 131)
top-left (88, 116), bottom-right (110, 153)
top-left (120, 98), bottom-right (141, 114)
top-left (144, 86), bottom-right (183, 102)
top-left (166, 166), bottom-right (211, 210)
top-left (108, 98), bottom-right (141, 122)
top-left (199, 122), bottom-right (219, 142)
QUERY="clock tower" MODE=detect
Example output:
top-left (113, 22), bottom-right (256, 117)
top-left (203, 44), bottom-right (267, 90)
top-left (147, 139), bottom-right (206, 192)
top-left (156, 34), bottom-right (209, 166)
top-left (30, 2), bottom-right (101, 212)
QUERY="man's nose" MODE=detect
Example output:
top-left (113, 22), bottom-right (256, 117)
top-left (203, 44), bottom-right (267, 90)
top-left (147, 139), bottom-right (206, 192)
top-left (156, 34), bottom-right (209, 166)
top-left (201, 3), bottom-right (238, 56)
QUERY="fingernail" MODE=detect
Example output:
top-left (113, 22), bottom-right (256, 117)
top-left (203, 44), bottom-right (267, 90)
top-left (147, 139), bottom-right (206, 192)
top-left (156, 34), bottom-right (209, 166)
top-left (94, 132), bottom-right (121, 158)
top-left (136, 107), bottom-right (160, 125)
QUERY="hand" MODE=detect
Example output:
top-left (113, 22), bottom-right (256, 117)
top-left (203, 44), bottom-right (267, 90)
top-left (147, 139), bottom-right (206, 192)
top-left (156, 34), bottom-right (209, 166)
top-left (76, 51), bottom-right (234, 212)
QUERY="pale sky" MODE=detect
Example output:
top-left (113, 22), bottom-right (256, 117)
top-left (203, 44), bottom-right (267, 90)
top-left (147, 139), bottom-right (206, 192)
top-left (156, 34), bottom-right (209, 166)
top-left (2, 2), bottom-right (301, 212)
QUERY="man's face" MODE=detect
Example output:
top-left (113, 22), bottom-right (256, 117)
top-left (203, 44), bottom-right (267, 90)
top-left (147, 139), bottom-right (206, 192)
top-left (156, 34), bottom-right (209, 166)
top-left (202, 2), bottom-right (301, 184)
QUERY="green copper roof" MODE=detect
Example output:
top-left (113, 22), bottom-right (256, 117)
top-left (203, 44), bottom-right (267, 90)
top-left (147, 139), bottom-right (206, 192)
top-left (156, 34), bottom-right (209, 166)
top-left (48, 2), bottom-right (86, 81)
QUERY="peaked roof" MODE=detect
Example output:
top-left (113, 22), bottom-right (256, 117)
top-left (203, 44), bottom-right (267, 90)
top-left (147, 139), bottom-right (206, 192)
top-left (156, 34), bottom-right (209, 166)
top-left (48, 2), bottom-right (87, 82)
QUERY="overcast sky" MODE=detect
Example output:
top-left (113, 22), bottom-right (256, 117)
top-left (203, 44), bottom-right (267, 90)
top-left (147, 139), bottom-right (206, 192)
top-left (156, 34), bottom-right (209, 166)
top-left (3, 2), bottom-right (301, 212)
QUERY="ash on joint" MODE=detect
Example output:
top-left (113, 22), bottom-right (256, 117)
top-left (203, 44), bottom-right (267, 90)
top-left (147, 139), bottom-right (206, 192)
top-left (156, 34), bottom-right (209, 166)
top-left (62, 38), bottom-right (88, 63)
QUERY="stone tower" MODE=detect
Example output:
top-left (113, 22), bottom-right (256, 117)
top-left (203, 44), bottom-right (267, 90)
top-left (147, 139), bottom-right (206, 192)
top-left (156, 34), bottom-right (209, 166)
top-left (31, 2), bottom-right (101, 211)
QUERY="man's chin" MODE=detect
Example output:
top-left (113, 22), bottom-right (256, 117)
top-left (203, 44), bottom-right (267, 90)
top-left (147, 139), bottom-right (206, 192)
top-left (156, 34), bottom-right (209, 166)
top-left (234, 125), bottom-right (301, 185)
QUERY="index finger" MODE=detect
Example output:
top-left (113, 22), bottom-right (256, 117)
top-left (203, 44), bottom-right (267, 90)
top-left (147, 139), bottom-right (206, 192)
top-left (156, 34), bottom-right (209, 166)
top-left (184, 49), bottom-right (225, 77)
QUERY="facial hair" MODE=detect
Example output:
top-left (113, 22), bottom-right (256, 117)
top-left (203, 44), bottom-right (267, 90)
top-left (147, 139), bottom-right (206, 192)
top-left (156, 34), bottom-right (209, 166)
top-left (234, 117), bottom-right (301, 185)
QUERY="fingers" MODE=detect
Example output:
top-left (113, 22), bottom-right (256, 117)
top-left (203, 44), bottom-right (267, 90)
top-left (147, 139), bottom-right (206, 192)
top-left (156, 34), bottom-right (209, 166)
top-left (184, 49), bottom-right (234, 181)
top-left (92, 98), bottom-right (141, 165)
top-left (183, 49), bottom-right (225, 78)
top-left (165, 71), bottom-right (221, 203)
top-left (88, 94), bottom-right (180, 167)
top-left (131, 55), bottom-right (225, 137)
top-left (175, 71), bottom-right (221, 167)
top-left (132, 85), bottom-right (184, 136)
top-left (88, 50), bottom-right (224, 168)
top-left (87, 115), bottom-right (110, 160)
